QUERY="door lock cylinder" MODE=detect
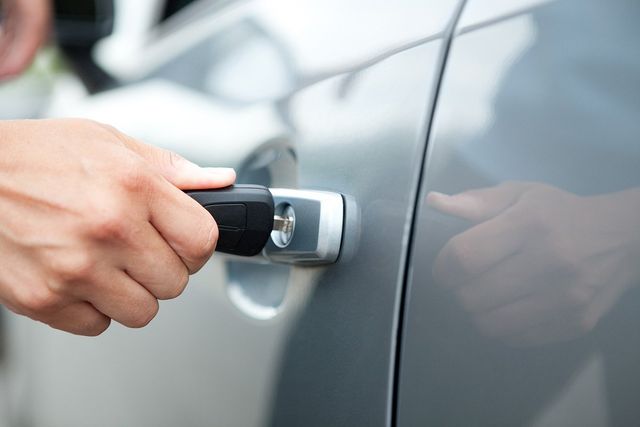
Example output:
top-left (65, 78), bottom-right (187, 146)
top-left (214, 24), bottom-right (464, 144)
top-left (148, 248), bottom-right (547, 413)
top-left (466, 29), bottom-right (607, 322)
top-left (187, 185), bottom-right (344, 265)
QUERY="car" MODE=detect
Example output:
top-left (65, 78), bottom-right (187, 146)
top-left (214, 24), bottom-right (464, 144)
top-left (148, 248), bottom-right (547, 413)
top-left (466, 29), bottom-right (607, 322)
top-left (1, 0), bottom-right (638, 425)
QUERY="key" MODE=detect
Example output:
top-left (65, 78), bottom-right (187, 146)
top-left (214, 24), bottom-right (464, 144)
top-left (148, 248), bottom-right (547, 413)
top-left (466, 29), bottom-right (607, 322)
top-left (186, 185), bottom-right (291, 256)
top-left (272, 215), bottom-right (294, 234)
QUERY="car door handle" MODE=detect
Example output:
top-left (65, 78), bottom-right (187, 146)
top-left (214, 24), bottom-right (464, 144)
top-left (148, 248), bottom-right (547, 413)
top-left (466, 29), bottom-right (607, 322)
top-left (188, 185), bottom-right (344, 265)
top-left (265, 188), bottom-right (344, 265)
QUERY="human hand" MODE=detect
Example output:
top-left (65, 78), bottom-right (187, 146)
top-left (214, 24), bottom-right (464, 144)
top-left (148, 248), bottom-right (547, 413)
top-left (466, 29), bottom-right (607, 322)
top-left (0, 119), bottom-right (236, 335)
top-left (0, 0), bottom-right (51, 79)
top-left (429, 182), bottom-right (640, 347)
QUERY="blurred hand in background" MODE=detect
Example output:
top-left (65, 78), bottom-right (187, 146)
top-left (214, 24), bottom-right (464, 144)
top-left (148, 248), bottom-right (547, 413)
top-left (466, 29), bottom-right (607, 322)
top-left (0, 0), bottom-right (52, 79)
top-left (429, 182), bottom-right (640, 347)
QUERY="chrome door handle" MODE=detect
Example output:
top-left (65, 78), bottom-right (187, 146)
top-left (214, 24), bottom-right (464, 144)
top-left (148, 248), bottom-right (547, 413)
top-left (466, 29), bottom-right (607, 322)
top-left (190, 186), bottom-right (345, 265)
top-left (263, 189), bottom-right (344, 265)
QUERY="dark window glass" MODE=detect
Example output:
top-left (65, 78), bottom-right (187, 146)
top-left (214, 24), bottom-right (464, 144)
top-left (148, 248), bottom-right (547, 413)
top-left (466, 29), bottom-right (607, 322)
top-left (54, 0), bottom-right (98, 21)
top-left (161, 0), bottom-right (198, 21)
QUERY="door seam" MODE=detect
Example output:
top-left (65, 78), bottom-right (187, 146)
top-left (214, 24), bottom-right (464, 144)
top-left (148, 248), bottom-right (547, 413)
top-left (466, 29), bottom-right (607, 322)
top-left (388, 1), bottom-right (468, 426)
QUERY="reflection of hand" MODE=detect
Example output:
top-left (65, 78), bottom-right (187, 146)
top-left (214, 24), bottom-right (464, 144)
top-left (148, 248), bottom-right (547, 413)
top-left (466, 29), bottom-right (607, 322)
top-left (0, 0), bottom-right (51, 79)
top-left (429, 182), bottom-right (640, 347)
top-left (0, 119), bottom-right (236, 335)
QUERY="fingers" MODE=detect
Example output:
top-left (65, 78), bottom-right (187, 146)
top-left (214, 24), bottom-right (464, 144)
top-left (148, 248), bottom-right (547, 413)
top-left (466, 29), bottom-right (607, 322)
top-left (113, 130), bottom-right (236, 190)
top-left (121, 222), bottom-right (190, 300)
top-left (503, 315), bottom-right (590, 348)
top-left (453, 251), bottom-right (554, 313)
top-left (100, 123), bottom-right (233, 272)
top-left (0, 118), bottom-right (231, 336)
top-left (148, 183), bottom-right (218, 273)
top-left (43, 301), bottom-right (111, 336)
top-left (0, 0), bottom-right (51, 79)
top-left (76, 270), bottom-right (159, 329)
top-left (427, 181), bottom-right (533, 223)
top-left (473, 291), bottom-right (578, 338)
top-left (44, 223), bottom-right (191, 333)
top-left (465, 275), bottom-right (613, 345)
top-left (433, 211), bottom-right (527, 289)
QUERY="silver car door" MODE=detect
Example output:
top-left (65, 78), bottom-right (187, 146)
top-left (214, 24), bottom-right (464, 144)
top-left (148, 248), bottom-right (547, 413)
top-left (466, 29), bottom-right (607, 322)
top-left (3, 1), bottom-right (461, 426)
top-left (398, 0), bottom-right (640, 425)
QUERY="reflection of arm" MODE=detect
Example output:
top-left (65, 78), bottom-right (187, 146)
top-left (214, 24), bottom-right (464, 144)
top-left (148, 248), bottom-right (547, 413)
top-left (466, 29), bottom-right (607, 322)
top-left (428, 182), bottom-right (640, 347)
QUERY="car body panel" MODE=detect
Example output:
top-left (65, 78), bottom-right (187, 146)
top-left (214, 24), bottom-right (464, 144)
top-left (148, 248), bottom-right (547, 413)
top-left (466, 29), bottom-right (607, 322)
top-left (398, 0), bottom-right (640, 425)
top-left (2, 1), bottom-right (462, 426)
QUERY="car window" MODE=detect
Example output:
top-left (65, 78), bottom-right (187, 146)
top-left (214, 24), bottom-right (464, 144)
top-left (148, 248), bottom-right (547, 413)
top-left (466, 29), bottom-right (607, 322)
top-left (160, 0), bottom-right (200, 21)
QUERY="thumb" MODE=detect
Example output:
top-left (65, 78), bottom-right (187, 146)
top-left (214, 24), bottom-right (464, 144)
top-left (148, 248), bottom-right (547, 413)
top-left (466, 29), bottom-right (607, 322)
top-left (427, 181), bottom-right (532, 223)
top-left (119, 132), bottom-right (236, 190)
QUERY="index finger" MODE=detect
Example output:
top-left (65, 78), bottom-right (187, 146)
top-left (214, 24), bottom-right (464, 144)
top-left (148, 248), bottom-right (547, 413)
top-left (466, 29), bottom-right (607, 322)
top-left (427, 181), bottom-right (533, 223)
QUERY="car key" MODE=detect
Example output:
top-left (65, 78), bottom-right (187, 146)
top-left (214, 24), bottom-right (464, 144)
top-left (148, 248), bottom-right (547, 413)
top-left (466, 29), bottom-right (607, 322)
top-left (186, 185), bottom-right (292, 256)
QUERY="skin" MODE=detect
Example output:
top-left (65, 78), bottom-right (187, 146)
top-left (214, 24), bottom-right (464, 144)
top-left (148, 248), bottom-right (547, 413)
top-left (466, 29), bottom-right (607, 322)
top-left (0, 119), bottom-right (236, 335)
top-left (0, 1), bottom-right (236, 335)
top-left (0, 0), bottom-right (52, 79)
top-left (429, 182), bottom-right (640, 347)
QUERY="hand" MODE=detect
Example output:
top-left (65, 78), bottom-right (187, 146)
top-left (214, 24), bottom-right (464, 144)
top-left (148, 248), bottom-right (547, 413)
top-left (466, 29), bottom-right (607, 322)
top-left (0, 0), bottom-right (51, 79)
top-left (429, 182), bottom-right (640, 347)
top-left (0, 119), bottom-right (236, 335)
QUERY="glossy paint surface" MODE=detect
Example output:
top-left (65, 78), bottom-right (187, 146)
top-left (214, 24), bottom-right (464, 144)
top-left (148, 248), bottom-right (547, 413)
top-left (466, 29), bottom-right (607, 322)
top-left (398, 0), bottom-right (640, 425)
top-left (3, 1), bottom-right (460, 426)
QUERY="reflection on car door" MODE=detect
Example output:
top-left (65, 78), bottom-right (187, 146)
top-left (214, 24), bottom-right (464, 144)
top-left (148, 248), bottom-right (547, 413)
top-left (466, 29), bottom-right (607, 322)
top-left (398, 0), bottom-right (640, 425)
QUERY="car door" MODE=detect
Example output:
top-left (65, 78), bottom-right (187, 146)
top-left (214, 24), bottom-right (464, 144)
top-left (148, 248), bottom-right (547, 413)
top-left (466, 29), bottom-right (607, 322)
top-left (397, 0), bottom-right (640, 425)
top-left (1, 1), bottom-right (462, 426)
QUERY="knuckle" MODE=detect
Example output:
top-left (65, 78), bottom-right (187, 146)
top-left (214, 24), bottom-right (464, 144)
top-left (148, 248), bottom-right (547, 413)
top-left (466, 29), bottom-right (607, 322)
top-left (187, 218), bottom-right (217, 268)
top-left (202, 225), bottom-right (218, 258)
top-left (90, 203), bottom-right (130, 242)
top-left (72, 119), bottom-right (119, 141)
top-left (50, 251), bottom-right (96, 283)
top-left (80, 317), bottom-right (111, 337)
top-left (87, 120), bottom-right (128, 143)
top-left (16, 286), bottom-right (61, 316)
top-left (155, 268), bottom-right (190, 300)
top-left (116, 160), bottom-right (150, 193)
top-left (127, 299), bottom-right (159, 328)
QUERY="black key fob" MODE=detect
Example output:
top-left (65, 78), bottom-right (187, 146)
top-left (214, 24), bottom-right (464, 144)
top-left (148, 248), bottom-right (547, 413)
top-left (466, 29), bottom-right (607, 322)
top-left (186, 185), bottom-right (274, 256)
